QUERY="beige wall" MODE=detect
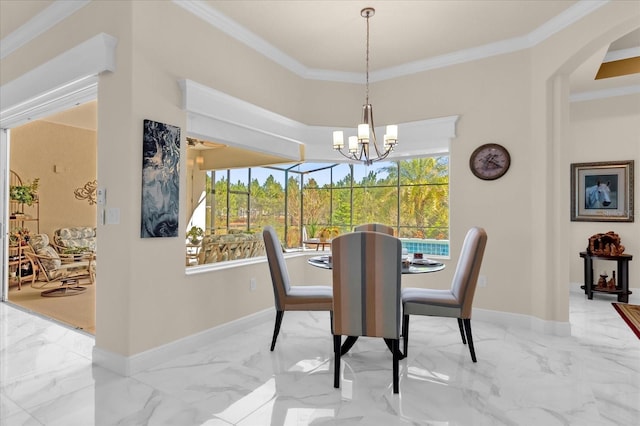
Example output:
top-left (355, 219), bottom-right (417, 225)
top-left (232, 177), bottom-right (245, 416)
top-left (569, 94), bottom-right (640, 284)
top-left (10, 121), bottom-right (97, 237)
top-left (2, 1), bottom-right (639, 359)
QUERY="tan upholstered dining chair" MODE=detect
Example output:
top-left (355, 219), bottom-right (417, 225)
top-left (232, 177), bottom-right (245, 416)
top-left (401, 227), bottom-right (487, 362)
top-left (353, 223), bottom-right (395, 236)
top-left (263, 226), bottom-right (333, 351)
top-left (331, 231), bottom-right (403, 393)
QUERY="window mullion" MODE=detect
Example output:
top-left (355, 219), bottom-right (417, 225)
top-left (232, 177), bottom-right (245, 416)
top-left (226, 170), bottom-right (230, 230)
top-left (396, 161), bottom-right (401, 235)
top-left (247, 168), bottom-right (251, 232)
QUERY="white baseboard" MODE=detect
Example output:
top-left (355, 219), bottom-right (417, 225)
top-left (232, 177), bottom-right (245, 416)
top-left (94, 306), bottom-right (573, 376)
top-left (94, 305), bottom-right (577, 376)
top-left (473, 308), bottom-right (571, 337)
top-left (94, 299), bottom-right (597, 376)
top-left (93, 308), bottom-right (274, 376)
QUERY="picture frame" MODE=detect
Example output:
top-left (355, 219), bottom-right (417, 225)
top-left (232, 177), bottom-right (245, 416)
top-left (570, 160), bottom-right (634, 222)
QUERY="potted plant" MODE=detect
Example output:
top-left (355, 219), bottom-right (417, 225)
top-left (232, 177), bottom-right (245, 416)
top-left (10, 227), bottom-right (31, 245)
top-left (307, 222), bottom-right (318, 240)
top-left (319, 226), bottom-right (339, 242)
top-left (10, 178), bottom-right (39, 206)
top-left (8, 232), bottom-right (20, 247)
top-left (318, 227), bottom-right (329, 242)
top-left (186, 226), bottom-right (204, 244)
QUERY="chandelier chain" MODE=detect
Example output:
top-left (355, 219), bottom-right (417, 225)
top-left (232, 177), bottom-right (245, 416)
top-left (365, 12), bottom-right (370, 105)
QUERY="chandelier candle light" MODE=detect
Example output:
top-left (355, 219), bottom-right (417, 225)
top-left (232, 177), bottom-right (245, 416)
top-left (332, 7), bottom-right (398, 165)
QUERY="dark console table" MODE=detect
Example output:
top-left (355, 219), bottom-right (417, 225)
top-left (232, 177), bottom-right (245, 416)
top-left (579, 252), bottom-right (633, 303)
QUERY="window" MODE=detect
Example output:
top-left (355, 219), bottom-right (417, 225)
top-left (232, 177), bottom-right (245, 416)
top-left (194, 156), bottom-right (449, 264)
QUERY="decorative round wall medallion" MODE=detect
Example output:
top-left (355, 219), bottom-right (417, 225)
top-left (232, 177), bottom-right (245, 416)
top-left (469, 143), bottom-right (511, 180)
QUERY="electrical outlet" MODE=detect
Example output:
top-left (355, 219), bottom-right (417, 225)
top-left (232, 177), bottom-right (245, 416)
top-left (478, 275), bottom-right (487, 288)
top-left (250, 278), bottom-right (257, 291)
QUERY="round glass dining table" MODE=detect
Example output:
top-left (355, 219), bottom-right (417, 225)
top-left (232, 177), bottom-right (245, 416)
top-left (307, 255), bottom-right (445, 274)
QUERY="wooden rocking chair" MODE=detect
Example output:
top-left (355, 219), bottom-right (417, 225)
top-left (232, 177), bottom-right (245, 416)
top-left (24, 234), bottom-right (96, 297)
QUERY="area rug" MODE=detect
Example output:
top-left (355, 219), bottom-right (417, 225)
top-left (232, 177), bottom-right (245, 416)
top-left (8, 282), bottom-right (95, 334)
top-left (612, 303), bottom-right (640, 339)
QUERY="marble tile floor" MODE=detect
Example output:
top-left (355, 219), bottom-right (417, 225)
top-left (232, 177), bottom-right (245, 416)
top-left (1, 284), bottom-right (639, 426)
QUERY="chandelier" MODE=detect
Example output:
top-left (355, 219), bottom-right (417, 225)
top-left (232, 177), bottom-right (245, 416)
top-left (332, 7), bottom-right (398, 166)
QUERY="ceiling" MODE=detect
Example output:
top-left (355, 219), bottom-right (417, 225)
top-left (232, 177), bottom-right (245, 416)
top-left (210, 0), bottom-right (581, 73)
top-left (2, 0), bottom-right (639, 163)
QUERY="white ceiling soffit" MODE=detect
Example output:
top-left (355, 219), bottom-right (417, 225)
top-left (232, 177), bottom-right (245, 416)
top-left (179, 79), bottom-right (458, 163)
top-left (173, 0), bottom-right (608, 84)
top-left (0, 0), bottom-right (91, 60)
top-left (0, 33), bottom-right (116, 129)
top-left (569, 44), bottom-right (640, 102)
top-left (303, 116), bottom-right (458, 163)
top-left (180, 79), bottom-right (305, 161)
top-left (604, 47), bottom-right (640, 63)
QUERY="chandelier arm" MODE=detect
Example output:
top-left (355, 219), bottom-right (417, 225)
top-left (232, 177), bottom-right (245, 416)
top-left (377, 148), bottom-right (392, 162)
top-left (366, 104), bottom-right (386, 159)
top-left (336, 147), bottom-right (363, 162)
top-left (371, 138), bottom-right (385, 158)
top-left (367, 104), bottom-right (376, 143)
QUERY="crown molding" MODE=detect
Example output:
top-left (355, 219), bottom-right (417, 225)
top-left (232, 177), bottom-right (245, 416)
top-left (525, 0), bottom-right (608, 47)
top-left (172, 0), bottom-right (309, 78)
top-left (371, 36), bottom-right (529, 82)
top-left (374, 1), bottom-right (610, 82)
top-left (569, 84), bottom-right (640, 102)
top-left (173, 0), bottom-right (608, 83)
top-left (0, 0), bottom-right (91, 60)
top-left (1, 0), bottom-right (612, 82)
top-left (0, 33), bottom-right (117, 128)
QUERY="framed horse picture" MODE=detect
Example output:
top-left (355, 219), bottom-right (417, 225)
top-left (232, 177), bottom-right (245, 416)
top-left (570, 160), bottom-right (634, 222)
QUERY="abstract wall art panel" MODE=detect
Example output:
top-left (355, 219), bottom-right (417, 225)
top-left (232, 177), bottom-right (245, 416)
top-left (141, 119), bottom-right (181, 238)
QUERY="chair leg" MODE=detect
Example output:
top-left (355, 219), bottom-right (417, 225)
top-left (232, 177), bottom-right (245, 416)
top-left (333, 334), bottom-right (341, 389)
top-left (270, 310), bottom-right (284, 351)
top-left (392, 338), bottom-right (399, 394)
top-left (402, 314), bottom-right (410, 357)
top-left (463, 318), bottom-right (477, 362)
top-left (457, 318), bottom-right (467, 344)
top-left (330, 311), bottom-right (334, 334)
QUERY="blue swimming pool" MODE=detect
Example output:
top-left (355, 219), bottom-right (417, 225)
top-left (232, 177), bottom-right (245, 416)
top-left (400, 238), bottom-right (449, 257)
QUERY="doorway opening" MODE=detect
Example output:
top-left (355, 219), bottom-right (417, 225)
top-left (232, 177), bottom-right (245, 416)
top-left (5, 101), bottom-right (97, 333)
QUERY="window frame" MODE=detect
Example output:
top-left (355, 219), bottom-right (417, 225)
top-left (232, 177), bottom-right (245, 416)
top-left (190, 156), bottom-right (450, 269)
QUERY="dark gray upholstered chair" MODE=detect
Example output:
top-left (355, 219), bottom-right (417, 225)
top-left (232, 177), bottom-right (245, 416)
top-left (263, 226), bottom-right (333, 351)
top-left (332, 231), bottom-right (402, 393)
top-left (353, 223), bottom-right (394, 236)
top-left (402, 227), bottom-right (487, 362)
